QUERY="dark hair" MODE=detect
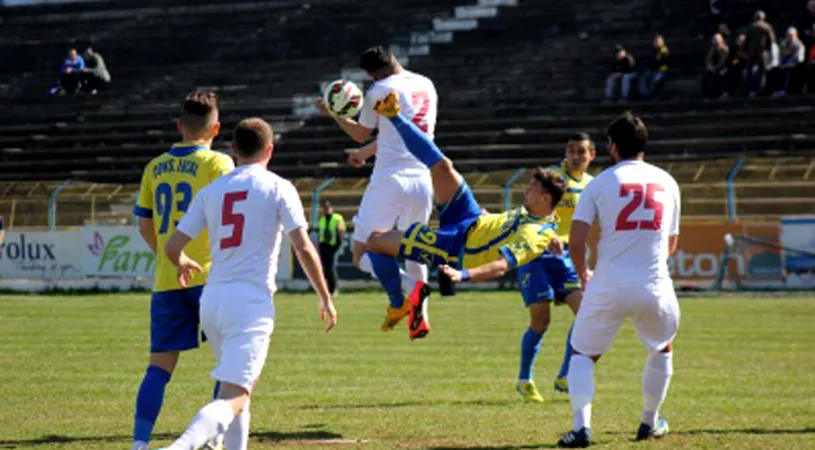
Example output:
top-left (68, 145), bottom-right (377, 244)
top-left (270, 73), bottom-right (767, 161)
top-left (322, 200), bottom-right (333, 209)
top-left (568, 132), bottom-right (595, 149)
top-left (359, 46), bottom-right (395, 74)
top-left (233, 117), bottom-right (273, 158)
top-left (181, 90), bottom-right (218, 132)
top-left (532, 167), bottom-right (566, 208)
top-left (607, 112), bottom-right (648, 160)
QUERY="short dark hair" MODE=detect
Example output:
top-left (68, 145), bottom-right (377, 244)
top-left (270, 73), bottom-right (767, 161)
top-left (181, 90), bottom-right (218, 132)
top-left (359, 46), bottom-right (395, 74)
top-left (233, 118), bottom-right (274, 158)
top-left (322, 200), bottom-right (333, 209)
top-left (568, 132), bottom-right (595, 149)
top-left (607, 112), bottom-right (648, 160)
top-left (532, 167), bottom-right (566, 208)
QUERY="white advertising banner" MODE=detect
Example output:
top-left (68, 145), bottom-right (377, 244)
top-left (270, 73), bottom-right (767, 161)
top-left (82, 226), bottom-right (156, 278)
top-left (781, 216), bottom-right (815, 272)
top-left (0, 231), bottom-right (83, 279)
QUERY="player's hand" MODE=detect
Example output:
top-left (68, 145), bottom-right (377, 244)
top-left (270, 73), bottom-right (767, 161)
top-left (346, 149), bottom-right (367, 168)
top-left (578, 269), bottom-right (593, 291)
top-left (373, 92), bottom-right (400, 118)
top-left (176, 254), bottom-right (203, 288)
top-left (315, 98), bottom-right (333, 117)
top-left (548, 236), bottom-right (564, 256)
top-left (439, 264), bottom-right (462, 283)
top-left (320, 299), bottom-right (338, 333)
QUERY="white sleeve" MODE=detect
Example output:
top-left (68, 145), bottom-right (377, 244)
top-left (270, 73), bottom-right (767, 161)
top-left (357, 86), bottom-right (380, 130)
top-left (177, 189), bottom-right (207, 239)
top-left (278, 182), bottom-right (308, 232)
top-left (670, 178), bottom-right (681, 236)
top-left (572, 179), bottom-right (598, 225)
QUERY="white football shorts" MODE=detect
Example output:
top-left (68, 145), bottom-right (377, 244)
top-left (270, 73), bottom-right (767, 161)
top-left (200, 284), bottom-right (275, 391)
top-left (571, 280), bottom-right (680, 356)
top-left (353, 172), bottom-right (433, 243)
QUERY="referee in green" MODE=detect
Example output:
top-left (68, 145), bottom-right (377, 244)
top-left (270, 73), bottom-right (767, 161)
top-left (318, 200), bottom-right (345, 296)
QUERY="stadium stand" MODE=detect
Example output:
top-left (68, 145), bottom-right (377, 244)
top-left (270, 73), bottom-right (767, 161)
top-left (0, 0), bottom-right (812, 228)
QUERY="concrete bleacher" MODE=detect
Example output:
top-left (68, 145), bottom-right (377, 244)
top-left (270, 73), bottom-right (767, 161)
top-left (0, 0), bottom-right (812, 227)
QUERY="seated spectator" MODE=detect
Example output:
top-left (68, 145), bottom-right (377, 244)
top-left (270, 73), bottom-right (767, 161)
top-left (605, 45), bottom-right (637, 102)
top-left (743, 10), bottom-right (777, 96)
top-left (639, 34), bottom-right (670, 100)
top-left (702, 33), bottom-right (730, 98)
top-left (808, 26), bottom-right (815, 94)
top-left (60, 49), bottom-right (85, 94)
top-left (773, 27), bottom-right (806, 96)
top-left (81, 47), bottom-right (111, 94)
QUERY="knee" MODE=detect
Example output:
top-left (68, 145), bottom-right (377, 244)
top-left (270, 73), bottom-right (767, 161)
top-left (432, 157), bottom-right (455, 177)
top-left (365, 229), bottom-right (388, 252)
top-left (529, 315), bottom-right (551, 335)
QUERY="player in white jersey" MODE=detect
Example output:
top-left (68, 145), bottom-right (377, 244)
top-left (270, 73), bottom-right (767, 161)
top-left (557, 113), bottom-right (681, 448)
top-left (317, 45), bottom-right (436, 331)
top-left (160, 118), bottom-right (337, 450)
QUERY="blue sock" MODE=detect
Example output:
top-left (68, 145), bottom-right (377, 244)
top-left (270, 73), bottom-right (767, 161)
top-left (368, 252), bottom-right (404, 308)
top-left (519, 328), bottom-right (544, 380)
top-left (557, 325), bottom-right (574, 379)
top-left (134, 365), bottom-right (171, 442)
top-left (388, 115), bottom-right (445, 168)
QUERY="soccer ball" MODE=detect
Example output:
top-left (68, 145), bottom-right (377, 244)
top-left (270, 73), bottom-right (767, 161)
top-left (322, 80), bottom-right (364, 119)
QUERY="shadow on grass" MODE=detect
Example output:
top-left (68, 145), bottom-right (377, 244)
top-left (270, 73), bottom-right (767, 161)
top-left (426, 444), bottom-right (558, 450)
top-left (605, 427), bottom-right (815, 437)
top-left (0, 430), bottom-right (345, 448)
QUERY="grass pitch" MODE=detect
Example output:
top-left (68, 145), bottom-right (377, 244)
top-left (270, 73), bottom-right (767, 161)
top-left (0, 292), bottom-right (813, 449)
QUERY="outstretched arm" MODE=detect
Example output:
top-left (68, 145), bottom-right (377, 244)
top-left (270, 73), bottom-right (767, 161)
top-left (439, 257), bottom-right (511, 283)
top-left (290, 226), bottom-right (337, 332)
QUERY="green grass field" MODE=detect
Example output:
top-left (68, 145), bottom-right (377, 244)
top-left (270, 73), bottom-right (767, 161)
top-left (1, 292), bottom-right (814, 449)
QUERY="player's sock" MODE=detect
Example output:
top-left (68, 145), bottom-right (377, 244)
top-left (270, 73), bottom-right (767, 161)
top-left (642, 352), bottom-right (673, 427)
top-left (568, 354), bottom-right (595, 431)
top-left (368, 252), bottom-right (404, 308)
top-left (405, 261), bottom-right (428, 283)
top-left (224, 401), bottom-right (250, 450)
top-left (133, 365), bottom-right (171, 443)
top-left (518, 328), bottom-right (544, 381)
top-left (399, 268), bottom-right (416, 296)
top-left (388, 115), bottom-right (445, 168)
top-left (168, 399), bottom-right (235, 450)
top-left (557, 325), bottom-right (574, 379)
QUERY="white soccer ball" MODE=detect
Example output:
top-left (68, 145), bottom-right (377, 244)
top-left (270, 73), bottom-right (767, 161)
top-left (322, 80), bottom-right (364, 119)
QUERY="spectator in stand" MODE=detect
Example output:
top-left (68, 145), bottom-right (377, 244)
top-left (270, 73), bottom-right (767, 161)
top-left (639, 34), bottom-right (671, 100)
top-left (743, 10), bottom-right (777, 96)
top-left (725, 33), bottom-right (748, 96)
top-left (0, 215), bottom-right (5, 246)
top-left (605, 45), bottom-right (637, 102)
top-left (717, 23), bottom-right (732, 44)
top-left (808, 25), bottom-right (815, 94)
top-left (702, 33), bottom-right (730, 98)
top-left (773, 27), bottom-right (806, 96)
top-left (81, 47), bottom-right (111, 94)
top-left (60, 49), bottom-right (86, 94)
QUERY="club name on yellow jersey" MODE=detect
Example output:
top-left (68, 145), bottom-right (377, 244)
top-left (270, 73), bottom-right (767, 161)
top-left (549, 161), bottom-right (593, 243)
top-left (462, 208), bottom-right (558, 270)
top-left (134, 143), bottom-right (234, 292)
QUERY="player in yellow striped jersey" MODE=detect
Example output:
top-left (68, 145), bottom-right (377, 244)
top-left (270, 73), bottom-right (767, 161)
top-left (515, 133), bottom-right (596, 403)
top-left (131, 91), bottom-right (235, 450)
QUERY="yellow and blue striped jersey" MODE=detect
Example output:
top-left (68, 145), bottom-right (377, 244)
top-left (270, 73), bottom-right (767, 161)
top-left (462, 208), bottom-right (558, 269)
top-left (549, 161), bottom-right (593, 243)
top-left (134, 143), bottom-right (234, 292)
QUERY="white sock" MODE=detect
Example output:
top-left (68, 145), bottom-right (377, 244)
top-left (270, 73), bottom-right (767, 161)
top-left (642, 352), bottom-right (673, 427)
top-left (130, 441), bottom-right (148, 450)
top-left (224, 400), bottom-right (250, 450)
top-left (399, 269), bottom-right (416, 295)
top-left (169, 399), bottom-right (235, 450)
top-left (568, 354), bottom-right (595, 431)
top-left (405, 261), bottom-right (428, 283)
top-left (358, 253), bottom-right (375, 277)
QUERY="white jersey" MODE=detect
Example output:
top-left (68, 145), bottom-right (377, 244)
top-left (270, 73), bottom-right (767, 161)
top-left (177, 164), bottom-right (307, 294)
top-left (573, 160), bottom-right (681, 287)
top-left (358, 70), bottom-right (437, 181)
